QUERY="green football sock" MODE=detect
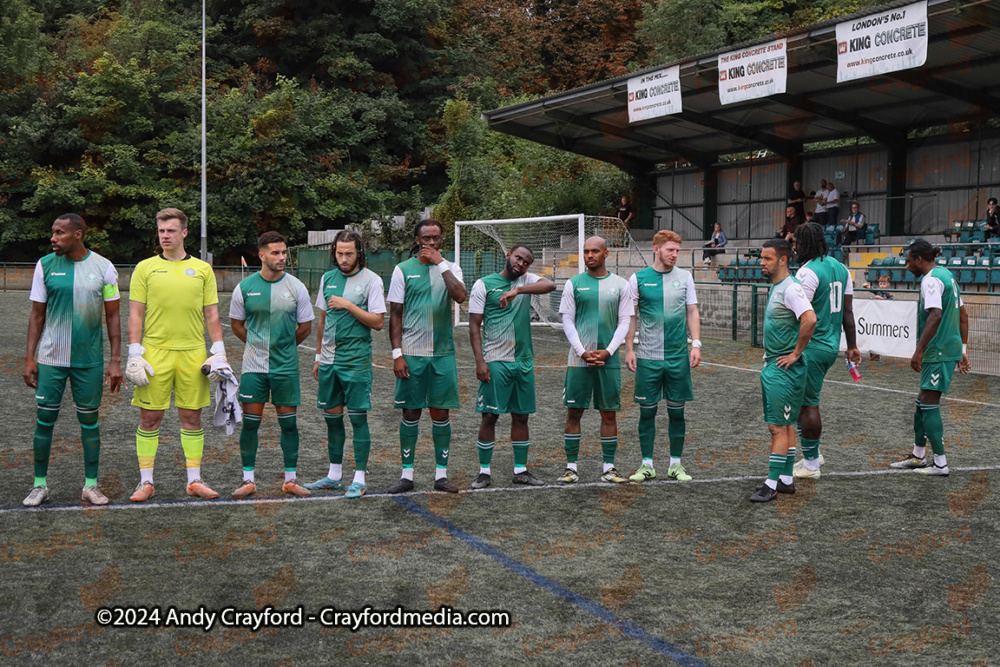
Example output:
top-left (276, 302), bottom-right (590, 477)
top-left (278, 411), bottom-right (299, 470)
top-left (601, 436), bottom-right (618, 465)
top-left (512, 440), bottom-right (529, 471)
top-left (800, 437), bottom-right (820, 461)
top-left (564, 432), bottom-right (580, 463)
top-left (638, 404), bottom-right (657, 460)
top-left (432, 420), bottom-right (451, 469)
top-left (77, 407), bottom-right (101, 484)
top-left (768, 453), bottom-right (785, 481)
top-left (477, 440), bottom-right (495, 467)
top-left (783, 446), bottom-right (797, 477)
top-left (400, 418), bottom-right (418, 468)
top-left (913, 399), bottom-right (927, 450)
top-left (348, 411), bottom-right (370, 472)
top-left (325, 412), bottom-right (345, 465)
top-left (239, 414), bottom-right (262, 469)
top-left (922, 404), bottom-right (945, 456)
top-left (667, 403), bottom-right (685, 458)
top-left (33, 405), bottom-right (59, 482)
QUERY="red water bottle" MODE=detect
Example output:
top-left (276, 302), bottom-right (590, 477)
top-left (846, 357), bottom-right (862, 382)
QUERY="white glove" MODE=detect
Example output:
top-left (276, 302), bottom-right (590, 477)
top-left (203, 354), bottom-right (232, 383)
top-left (125, 344), bottom-right (154, 387)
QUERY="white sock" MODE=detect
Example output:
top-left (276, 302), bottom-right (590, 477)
top-left (513, 465), bottom-right (527, 474)
top-left (804, 458), bottom-right (820, 471)
top-left (401, 468), bottom-right (414, 481)
top-left (435, 466), bottom-right (448, 480)
top-left (780, 474), bottom-right (793, 485)
top-left (566, 462), bottom-right (578, 472)
top-left (480, 466), bottom-right (491, 475)
top-left (140, 469), bottom-right (154, 485)
top-left (284, 470), bottom-right (295, 483)
top-left (669, 456), bottom-right (681, 467)
top-left (934, 454), bottom-right (948, 468)
top-left (765, 478), bottom-right (778, 490)
top-left (329, 463), bottom-right (342, 480)
top-left (186, 468), bottom-right (200, 484)
top-left (603, 462), bottom-right (615, 473)
top-left (642, 458), bottom-right (653, 467)
top-left (913, 445), bottom-right (927, 459)
top-left (243, 469), bottom-right (254, 483)
top-left (353, 470), bottom-right (366, 485)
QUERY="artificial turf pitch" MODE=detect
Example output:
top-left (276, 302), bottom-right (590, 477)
top-left (0, 291), bottom-right (997, 665)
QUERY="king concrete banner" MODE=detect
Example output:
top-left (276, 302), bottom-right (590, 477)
top-left (718, 39), bottom-right (787, 105)
top-left (836, 1), bottom-right (928, 82)
top-left (627, 66), bottom-right (682, 123)
top-left (840, 299), bottom-right (917, 357)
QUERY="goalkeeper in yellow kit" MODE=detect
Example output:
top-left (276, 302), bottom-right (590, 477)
top-left (125, 208), bottom-right (229, 501)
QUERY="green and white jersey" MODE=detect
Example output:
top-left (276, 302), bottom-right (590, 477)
top-left (918, 266), bottom-right (964, 363)
top-left (229, 272), bottom-right (314, 375)
top-left (763, 275), bottom-right (813, 361)
top-left (796, 257), bottom-right (853, 353)
top-left (628, 266), bottom-right (697, 360)
top-left (559, 272), bottom-right (631, 368)
top-left (469, 272), bottom-right (541, 363)
top-left (29, 250), bottom-right (119, 368)
top-left (315, 267), bottom-right (386, 367)
top-left (387, 257), bottom-right (464, 357)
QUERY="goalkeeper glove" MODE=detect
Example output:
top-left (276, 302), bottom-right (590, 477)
top-left (125, 344), bottom-right (154, 387)
top-left (202, 341), bottom-right (231, 383)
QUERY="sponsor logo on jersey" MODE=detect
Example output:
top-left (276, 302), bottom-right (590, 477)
top-left (153, 270), bottom-right (168, 274)
top-left (576, 287), bottom-right (590, 291)
top-left (50, 272), bottom-right (66, 276)
top-left (406, 274), bottom-right (421, 279)
top-left (185, 268), bottom-right (196, 277)
top-left (643, 283), bottom-right (658, 287)
top-left (248, 292), bottom-right (262, 296)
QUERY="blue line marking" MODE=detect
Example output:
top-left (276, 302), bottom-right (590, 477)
top-left (394, 496), bottom-right (711, 667)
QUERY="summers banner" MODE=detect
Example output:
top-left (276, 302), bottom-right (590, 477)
top-left (627, 66), bottom-right (682, 123)
top-left (840, 299), bottom-right (918, 357)
top-left (836, 0), bottom-right (928, 83)
top-left (718, 39), bottom-right (787, 106)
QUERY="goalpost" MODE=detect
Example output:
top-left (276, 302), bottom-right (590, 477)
top-left (453, 213), bottom-right (649, 327)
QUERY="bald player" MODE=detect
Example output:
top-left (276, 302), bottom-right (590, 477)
top-left (558, 236), bottom-right (632, 484)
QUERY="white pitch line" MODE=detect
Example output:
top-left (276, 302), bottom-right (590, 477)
top-left (4, 464), bottom-right (998, 516)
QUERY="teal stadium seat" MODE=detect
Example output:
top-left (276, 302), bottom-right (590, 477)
top-left (892, 257), bottom-right (908, 283)
top-left (974, 258), bottom-right (989, 285)
top-left (866, 259), bottom-right (879, 282)
top-left (960, 256), bottom-right (976, 285)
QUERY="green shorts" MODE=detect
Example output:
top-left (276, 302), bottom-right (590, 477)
top-left (760, 358), bottom-right (808, 425)
top-left (394, 355), bottom-right (460, 410)
top-left (920, 361), bottom-right (956, 393)
top-left (36, 364), bottom-right (103, 409)
top-left (802, 346), bottom-right (839, 407)
top-left (317, 363), bottom-right (372, 411)
top-left (633, 357), bottom-right (693, 404)
top-left (238, 372), bottom-right (301, 407)
top-left (477, 361), bottom-right (536, 415)
top-left (563, 365), bottom-right (621, 411)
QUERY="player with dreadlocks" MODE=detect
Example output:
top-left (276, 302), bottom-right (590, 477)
top-left (791, 222), bottom-right (860, 479)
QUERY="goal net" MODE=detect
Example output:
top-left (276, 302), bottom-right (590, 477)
top-left (453, 214), bottom-right (649, 326)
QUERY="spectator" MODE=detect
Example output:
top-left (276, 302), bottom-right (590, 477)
top-left (813, 181), bottom-right (828, 225)
top-left (780, 205), bottom-right (803, 241)
top-left (825, 180), bottom-right (840, 229)
top-left (702, 223), bottom-right (728, 264)
top-left (618, 196), bottom-right (634, 226)
top-left (863, 273), bottom-right (894, 300)
top-left (788, 181), bottom-right (807, 221)
top-left (986, 197), bottom-right (999, 239)
top-left (837, 202), bottom-right (868, 246)
top-left (804, 210), bottom-right (815, 223)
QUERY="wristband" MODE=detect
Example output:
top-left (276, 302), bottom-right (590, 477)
top-left (692, 339), bottom-right (702, 349)
top-left (962, 344), bottom-right (968, 354)
top-left (210, 341), bottom-right (226, 356)
top-left (392, 348), bottom-right (403, 360)
top-left (128, 343), bottom-right (145, 358)
top-left (315, 354), bottom-right (321, 362)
